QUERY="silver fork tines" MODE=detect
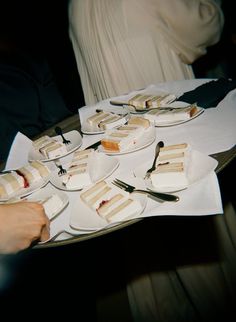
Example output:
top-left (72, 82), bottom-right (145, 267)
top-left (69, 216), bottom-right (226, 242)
top-left (55, 126), bottom-right (71, 145)
top-left (112, 178), bottom-right (179, 202)
top-left (54, 160), bottom-right (67, 176)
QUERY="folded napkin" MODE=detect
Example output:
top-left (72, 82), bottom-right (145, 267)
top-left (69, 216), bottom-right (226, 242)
top-left (140, 171), bottom-right (223, 218)
top-left (177, 78), bottom-right (236, 108)
top-left (5, 132), bottom-right (32, 170)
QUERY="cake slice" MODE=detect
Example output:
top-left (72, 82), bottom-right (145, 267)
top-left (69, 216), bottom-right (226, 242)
top-left (150, 143), bottom-right (190, 190)
top-left (145, 104), bottom-right (198, 124)
top-left (0, 161), bottom-right (50, 199)
top-left (17, 161), bottom-right (50, 185)
top-left (128, 93), bottom-right (176, 109)
top-left (87, 111), bottom-right (111, 128)
top-left (101, 116), bottom-right (150, 152)
top-left (33, 135), bottom-right (67, 159)
top-left (41, 194), bottom-right (64, 220)
top-left (147, 94), bottom-right (176, 108)
top-left (99, 114), bottom-right (128, 130)
top-left (128, 94), bottom-right (153, 109)
top-left (0, 172), bottom-right (25, 198)
top-left (61, 149), bottom-right (95, 189)
top-left (87, 110), bottom-right (127, 131)
top-left (128, 116), bottom-right (150, 129)
top-left (80, 180), bottom-right (142, 223)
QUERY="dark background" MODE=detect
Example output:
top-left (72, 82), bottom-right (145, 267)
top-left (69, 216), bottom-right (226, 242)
top-left (0, 0), bottom-right (235, 112)
top-left (0, 0), bottom-right (85, 112)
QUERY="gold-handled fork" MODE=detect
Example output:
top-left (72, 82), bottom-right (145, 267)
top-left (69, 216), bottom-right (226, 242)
top-left (112, 178), bottom-right (179, 202)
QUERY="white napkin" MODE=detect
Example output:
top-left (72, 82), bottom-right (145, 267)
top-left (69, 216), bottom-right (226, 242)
top-left (141, 171), bottom-right (223, 217)
top-left (79, 79), bottom-right (236, 155)
top-left (5, 132), bottom-right (32, 170)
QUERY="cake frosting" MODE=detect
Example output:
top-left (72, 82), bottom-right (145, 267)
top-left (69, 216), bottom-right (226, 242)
top-left (145, 104), bottom-right (198, 124)
top-left (0, 161), bottom-right (50, 199)
top-left (80, 180), bottom-right (142, 223)
top-left (87, 110), bottom-right (128, 131)
top-left (101, 116), bottom-right (150, 152)
top-left (41, 194), bottom-right (64, 220)
top-left (150, 143), bottom-right (190, 190)
top-left (0, 172), bottom-right (25, 199)
top-left (33, 135), bottom-right (67, 159)
top-left (128, 93), bottom-right (176, 109)
top-left (61, 149), bottom-right (95, 189)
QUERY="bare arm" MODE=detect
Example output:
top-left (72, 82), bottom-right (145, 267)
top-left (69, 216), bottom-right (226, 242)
top-left (0, 202), bottom-right (50, 254)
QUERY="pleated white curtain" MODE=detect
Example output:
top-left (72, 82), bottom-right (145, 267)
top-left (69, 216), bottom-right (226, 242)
top-left (68, 0), bottom-right (223, 105)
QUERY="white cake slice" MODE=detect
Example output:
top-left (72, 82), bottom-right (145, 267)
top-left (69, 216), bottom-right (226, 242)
top-left (17, 161), bottom-right (50, 186)
top-left (41, 194), bottom-right (64, 220)
top-left (33, 135), bottom-right (51, 150)
top-left (80, 180), bottom-right (142, 223)
top-left (128, 94), bottom-right (176, 109)
top-left (33, 135), bottom-right (67, 159)
top-left (150, 143), bottom-right (190, 190)
top-left (99, 114), bottom-right (128, 130)
top-left (0, 161), bottom-right (50, 199)
top-left (87, 111), bottom-right (127, 131)
top-left (101, 117), bottom-right (150, 152)
top-left (145, 104), bottom-right (197, 124)
top-left (39, 141), bottom-right (67, 159)
top-left (0, 172), bottom-right (25, 198)
top-left (147, 94), bottom-right (176, 108)
top-left (62, 149), bottom-right (95, 189)
top-left (87, 111), bottom-right (110, 128)
top-left (128, 94), bottom-right (153, 109)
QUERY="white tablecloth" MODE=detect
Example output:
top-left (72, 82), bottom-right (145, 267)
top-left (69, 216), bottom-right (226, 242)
top-left (6, 79), bottom-right (236, 240)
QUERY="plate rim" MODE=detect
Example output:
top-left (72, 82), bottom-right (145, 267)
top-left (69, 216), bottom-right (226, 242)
top-left (97, 126), bottom-right (156, 155)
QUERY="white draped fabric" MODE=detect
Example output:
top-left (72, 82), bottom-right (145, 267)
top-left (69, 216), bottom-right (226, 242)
top-left (68, 0), bottom-right (224, 105)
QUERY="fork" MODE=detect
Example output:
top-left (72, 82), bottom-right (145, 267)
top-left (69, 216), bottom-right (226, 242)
top-left (112, 178), bottom-right (179, 202)
top-left (110, 100), bottom-right (195, 114)
top-left (54, 126), bottom-right (71, 145)
top-left (96, 108), bottom-right (128, 117)
top-left (144, 141), bottom-right (164, 179)
top-left (54, 160), bottom-right (67, 176)
top-left (110, 100), bottom-right (178, 114)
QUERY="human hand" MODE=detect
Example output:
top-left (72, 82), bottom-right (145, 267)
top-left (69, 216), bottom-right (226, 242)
top-left (0, 202), bottom-right (50, 254)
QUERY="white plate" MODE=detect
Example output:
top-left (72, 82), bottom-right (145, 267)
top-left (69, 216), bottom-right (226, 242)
top-left (69, 178), bottom-right (147, 231)
top-left (28, 130), bottom-right (83, 162)
top-left (133, 149), bottom-right (218, 193)
top-left (49, 152), bottom-right (119, 191)
top-left (25, 186), bottom-right (69, 220)
top-left (0, 174), bottom-right (50, 202)
top-left (81, 107), bottom-right (130, 135)
top-left (97, 126), bottom-right (156, 155)
top-left (145, 102), bottom-right (204, 127)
